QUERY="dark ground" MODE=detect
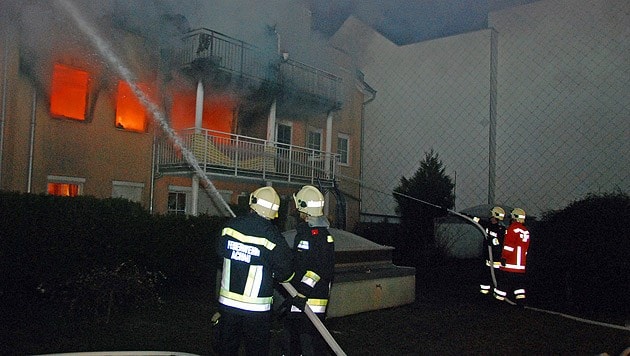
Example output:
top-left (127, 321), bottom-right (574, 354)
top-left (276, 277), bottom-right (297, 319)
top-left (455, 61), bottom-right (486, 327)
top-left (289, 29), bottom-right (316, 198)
top-left (9, 260), bottom-right (630, 356)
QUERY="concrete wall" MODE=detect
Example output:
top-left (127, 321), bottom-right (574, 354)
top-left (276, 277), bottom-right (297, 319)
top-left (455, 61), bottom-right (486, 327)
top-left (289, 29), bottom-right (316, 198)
top-left (332, 0), bottom-right (629, 218)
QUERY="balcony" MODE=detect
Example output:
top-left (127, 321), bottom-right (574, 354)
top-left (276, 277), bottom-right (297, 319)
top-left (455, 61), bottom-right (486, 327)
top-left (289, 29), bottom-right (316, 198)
top-left (166, 28), bottom-right (342, 113)
top-left (277, 59), bottom-right (342, 116)
top-left (156, 128), bottom-right (339, 187)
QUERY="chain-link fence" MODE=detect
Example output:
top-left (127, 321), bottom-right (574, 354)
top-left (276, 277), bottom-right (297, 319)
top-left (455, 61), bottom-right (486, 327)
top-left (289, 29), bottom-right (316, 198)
top-left (348, 0), bottom-right (628, 219)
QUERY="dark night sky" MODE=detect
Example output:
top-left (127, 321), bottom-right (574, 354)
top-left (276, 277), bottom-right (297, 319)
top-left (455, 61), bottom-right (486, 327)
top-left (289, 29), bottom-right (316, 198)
top-left (307, 0), bottom-right (541, 45)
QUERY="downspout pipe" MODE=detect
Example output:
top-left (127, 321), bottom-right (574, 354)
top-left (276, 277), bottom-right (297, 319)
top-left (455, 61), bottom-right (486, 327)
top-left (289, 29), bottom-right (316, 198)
top-left (0, 30), bottom-right (9, 186)
top-left (325, 111), bottom-right (333, 218)
top-left (325, 111), bottom-right (333, 178)
top-left (149, 132), bottom-right (157, 214)
top-left (357, 70), bottom-right (376, 220)
top-left (27, 90), bottom-right (37, 193)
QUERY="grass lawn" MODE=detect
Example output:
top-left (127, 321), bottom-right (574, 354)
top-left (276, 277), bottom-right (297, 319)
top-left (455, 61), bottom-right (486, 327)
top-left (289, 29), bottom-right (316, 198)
top-left (7, 260), bottom-right (629, 355)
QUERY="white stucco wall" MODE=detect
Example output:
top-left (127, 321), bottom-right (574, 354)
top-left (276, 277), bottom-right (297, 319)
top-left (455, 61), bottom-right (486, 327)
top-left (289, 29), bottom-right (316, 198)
top-left (333, 17), bottom-right (493, 216)
top-left (490, 0), bottom-right (629, 215)
top-left (333, 0), bottom-right (629, 218)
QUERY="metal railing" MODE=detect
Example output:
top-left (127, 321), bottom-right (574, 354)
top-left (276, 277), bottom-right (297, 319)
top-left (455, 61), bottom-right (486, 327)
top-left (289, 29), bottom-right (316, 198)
top-left (279, 59), bottom-right (342, 107)
top-left (170, 29), bottom-right (341, 106)
top-left (173, 28), bottom-right (276, 82)
top-left (157, 128), bottom-right (339, 184)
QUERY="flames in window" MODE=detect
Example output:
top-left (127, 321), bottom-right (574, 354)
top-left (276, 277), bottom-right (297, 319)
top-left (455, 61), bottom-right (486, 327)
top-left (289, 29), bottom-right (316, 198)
top-left (115, 81), bottom-right (151, 132)
top-left (50, 63), bottom-right (89, 120)
top-left (171, 91), bottom-right (235, 137)
top-left (47, 182), bottom-right (80, 197)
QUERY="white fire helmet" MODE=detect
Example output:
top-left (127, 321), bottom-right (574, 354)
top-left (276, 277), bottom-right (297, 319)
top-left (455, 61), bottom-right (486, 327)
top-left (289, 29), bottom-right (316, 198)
top-left (293, 185), bottom-right (325, 217)
top-left (511, 208), bottom-right (526, 223)
top-left (490, 206), bottom-right (506, 221)
top-left (249, 186), bottom-right (280, 219)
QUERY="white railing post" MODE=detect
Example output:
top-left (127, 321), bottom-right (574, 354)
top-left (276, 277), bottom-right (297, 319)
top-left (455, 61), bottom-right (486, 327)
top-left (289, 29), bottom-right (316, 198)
top-left (234, 134), bottom-right (239, 176)
top-left (162, 129), bottom-right (337, 184)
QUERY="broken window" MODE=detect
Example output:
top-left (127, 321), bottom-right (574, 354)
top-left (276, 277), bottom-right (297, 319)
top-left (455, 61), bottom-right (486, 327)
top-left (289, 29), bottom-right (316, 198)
top-left (50, 63), bottom-right (89, 121)
top-left (115, 81), bottom-right (150, 132)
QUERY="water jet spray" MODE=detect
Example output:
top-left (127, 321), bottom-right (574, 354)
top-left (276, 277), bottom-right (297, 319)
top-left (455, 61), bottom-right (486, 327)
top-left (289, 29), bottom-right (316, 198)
top-left (54, 2), bottom-right (348, 353)
top-left (54, 0), bottom-right (234, 218)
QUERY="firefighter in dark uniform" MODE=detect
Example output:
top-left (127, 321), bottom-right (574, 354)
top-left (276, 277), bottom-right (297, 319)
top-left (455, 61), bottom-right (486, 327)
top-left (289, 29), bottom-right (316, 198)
top-left (282, 185), bottom-right (335, 356)
top-left (216, 186), bottom-right (295, 356)
top-left (478, 206), bottom-right (507, 296)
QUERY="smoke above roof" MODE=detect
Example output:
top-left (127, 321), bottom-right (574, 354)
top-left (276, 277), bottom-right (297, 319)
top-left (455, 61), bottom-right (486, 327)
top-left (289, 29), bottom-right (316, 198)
top-left (0, 0), bottom-right (343, 113)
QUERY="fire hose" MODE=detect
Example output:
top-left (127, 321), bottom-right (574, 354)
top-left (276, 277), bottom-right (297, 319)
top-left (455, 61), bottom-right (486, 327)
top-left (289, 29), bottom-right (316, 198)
top-left (391, 192), bottom-right (496, 285)
top-left (281, 283), bottom-right (347, 356)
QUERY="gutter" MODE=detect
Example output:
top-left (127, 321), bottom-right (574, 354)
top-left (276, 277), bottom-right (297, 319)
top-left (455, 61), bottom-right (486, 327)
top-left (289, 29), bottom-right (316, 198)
top-left (357, 70), bottom-right (376, 218)
top-left (0, 30), bottom-right (9, 186)
top-left (27, 90), bottom-right (37, 193)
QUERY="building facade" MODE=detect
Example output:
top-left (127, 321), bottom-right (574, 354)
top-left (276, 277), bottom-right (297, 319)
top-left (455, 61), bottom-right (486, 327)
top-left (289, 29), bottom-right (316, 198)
top-left (0, 1), bottom-right (364, 230)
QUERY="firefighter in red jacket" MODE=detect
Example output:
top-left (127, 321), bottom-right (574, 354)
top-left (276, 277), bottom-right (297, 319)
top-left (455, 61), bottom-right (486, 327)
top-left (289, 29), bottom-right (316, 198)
top-left (216, 186), bottom-right (295, 355)
top-left (282, 185), bottom-right (335, 356)
top-left (494, 207), bottom-right (530, 306)
top-left (479, 206), bottom-right (507, 296)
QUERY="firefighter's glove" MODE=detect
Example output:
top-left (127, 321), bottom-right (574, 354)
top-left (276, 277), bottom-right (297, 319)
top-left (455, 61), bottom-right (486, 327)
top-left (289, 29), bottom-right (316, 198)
top-left (291, 295), bottom-right (308, 311)
top-left (473, 217), bottom-right (480, 223)
top-left (500, 258), bottom-right (506, 266)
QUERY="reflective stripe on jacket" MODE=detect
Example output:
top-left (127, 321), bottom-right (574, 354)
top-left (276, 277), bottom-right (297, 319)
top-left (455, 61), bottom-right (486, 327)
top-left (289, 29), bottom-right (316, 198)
top-left (500, 222), bottom-right (530, 273)
top-left (217, 212), bottom-right (294, 313)
top-left (290, 223), bottom-right (335, 315)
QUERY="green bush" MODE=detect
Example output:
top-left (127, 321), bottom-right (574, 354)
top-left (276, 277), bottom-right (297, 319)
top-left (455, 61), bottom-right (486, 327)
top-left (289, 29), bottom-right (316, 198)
top-left (150, 213), bottom-right (227, 294)
top-left (0, 191), bottom-right (226, 326)
top-left (529, 191), bottom-right (629, 322)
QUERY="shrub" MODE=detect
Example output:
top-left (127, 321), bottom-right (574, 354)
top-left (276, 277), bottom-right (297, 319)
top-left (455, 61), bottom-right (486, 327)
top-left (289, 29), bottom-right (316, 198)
top-left (529, 191), bottom-right (629, 322)
top-left (0, 191), bottom-right (225, 326)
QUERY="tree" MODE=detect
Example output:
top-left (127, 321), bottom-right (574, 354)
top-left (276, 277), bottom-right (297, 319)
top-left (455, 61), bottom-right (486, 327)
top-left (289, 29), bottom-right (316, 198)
top-left (393, 150), bottom-right (455, 266)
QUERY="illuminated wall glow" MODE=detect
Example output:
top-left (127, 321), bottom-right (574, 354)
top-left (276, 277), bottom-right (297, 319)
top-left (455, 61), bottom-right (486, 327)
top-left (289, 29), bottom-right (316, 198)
top-left (47, 182), bottom-right (80, 196)
top-left (171, 91), bottom-right (235, 138)
top-left (115, 81), bottom-right (150, 132)
top-left (50, 63), bottom-right (89, 120)
top-left (170, 91), bottom-right (195, 131)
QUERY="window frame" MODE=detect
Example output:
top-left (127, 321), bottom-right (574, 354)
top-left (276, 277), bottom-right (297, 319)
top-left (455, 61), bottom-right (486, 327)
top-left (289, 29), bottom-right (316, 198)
top-left (307, 128), bottom-right (323, 152)
top-left (47, 175), bottom-right (85, 197)
top-left (49, 63), bottom-right (90, 121)
top-left (115, 80), bottom-right (150, 133)
top-left (112, 180), bottom-right (145, 202)
top-left (167, 185), bottom-right (191, 215)
top-left (276, 122), bottom-right (293, 146)
top-left (337, 133), bottom-right (350, 166)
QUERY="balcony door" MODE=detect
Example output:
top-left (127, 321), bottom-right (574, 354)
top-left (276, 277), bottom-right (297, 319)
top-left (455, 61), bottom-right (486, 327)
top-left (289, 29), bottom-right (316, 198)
top-left (276, 123), bottom-right (292, 175)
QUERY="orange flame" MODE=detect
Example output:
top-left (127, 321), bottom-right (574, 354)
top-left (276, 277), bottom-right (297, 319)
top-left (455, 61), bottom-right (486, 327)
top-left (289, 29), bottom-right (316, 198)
top-left (171, 91), bottom-right (235, 138)
top-left (115, 81), bottom-right (152, 132)
top-left (50, 63), bottom-right (89, 120)
top-left (47, 182), bottom-right (80, 197)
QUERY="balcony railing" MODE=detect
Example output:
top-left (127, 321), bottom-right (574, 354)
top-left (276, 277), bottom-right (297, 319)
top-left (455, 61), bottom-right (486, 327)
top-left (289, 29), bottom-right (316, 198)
top-left (169, 28), bottom-right (342, 107)
top-left (279, 60), bottom-right (341, 107)
top-left (173, 28), bottom-right (277, 82)
top-left (157, 128), bottom-right (339, 185)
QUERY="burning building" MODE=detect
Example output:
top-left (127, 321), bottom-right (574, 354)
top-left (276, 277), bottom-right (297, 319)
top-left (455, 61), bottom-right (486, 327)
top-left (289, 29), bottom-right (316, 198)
top-left (0, 0), bottom-right (366, 230)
